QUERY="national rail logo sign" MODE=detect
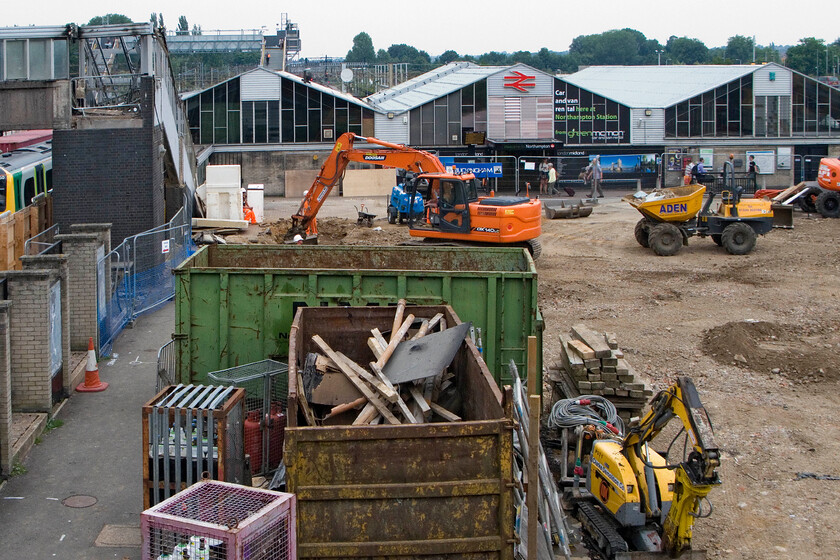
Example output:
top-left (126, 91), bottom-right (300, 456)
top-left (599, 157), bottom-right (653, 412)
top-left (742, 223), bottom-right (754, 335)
top-left (504, 71), bottom-right (536, 92)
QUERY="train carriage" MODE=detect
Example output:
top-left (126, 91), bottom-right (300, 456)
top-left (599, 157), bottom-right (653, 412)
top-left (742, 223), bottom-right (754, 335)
top-left (0, 142), bottom-right (53, 214)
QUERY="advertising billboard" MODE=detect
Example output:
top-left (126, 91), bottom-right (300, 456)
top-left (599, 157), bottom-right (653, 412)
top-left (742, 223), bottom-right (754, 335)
top-left (554, 79), bottom-right (630, 145)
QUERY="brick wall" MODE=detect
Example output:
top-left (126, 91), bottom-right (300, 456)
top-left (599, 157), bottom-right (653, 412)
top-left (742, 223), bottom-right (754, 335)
top-left (2, 270), bottom-right (62, 412)
top-left (0, 301), bottom-right (11, 476)
top-left (19, 256), bottom-right (72, 396)
top-left (53, 232), bottom-right (106, 351)
top-left (52, 80), bottom-right (165, 245)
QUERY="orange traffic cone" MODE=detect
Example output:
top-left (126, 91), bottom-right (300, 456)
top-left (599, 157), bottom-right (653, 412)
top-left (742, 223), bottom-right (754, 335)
top-left (76, 337), bottom-right (108, 392)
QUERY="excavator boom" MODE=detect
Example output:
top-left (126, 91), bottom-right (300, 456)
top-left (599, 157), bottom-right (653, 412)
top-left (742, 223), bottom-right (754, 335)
top-left (286, 133), bottom-right (541, 254)
top-left (287, 133), bottom-right (450, 240)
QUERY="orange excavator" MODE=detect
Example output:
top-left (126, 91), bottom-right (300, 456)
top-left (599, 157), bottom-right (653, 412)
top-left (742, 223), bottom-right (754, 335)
top-left (285, 133), bottom-right (543, 257)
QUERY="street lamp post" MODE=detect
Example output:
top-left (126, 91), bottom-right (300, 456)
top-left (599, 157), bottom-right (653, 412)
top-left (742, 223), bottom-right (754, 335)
top-left (656, 50), bottom-right (664, 66)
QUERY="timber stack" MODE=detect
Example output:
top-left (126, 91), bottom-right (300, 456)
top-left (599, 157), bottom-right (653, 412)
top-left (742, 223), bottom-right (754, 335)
top-left (548, 323), bottom-right (653, 424)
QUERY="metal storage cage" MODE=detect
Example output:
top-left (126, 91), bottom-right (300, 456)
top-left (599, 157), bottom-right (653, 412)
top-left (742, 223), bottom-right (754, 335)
top-left (141, 479), bottom-right (296, 560)
top-left (142, 385), bottom-right (246, 509)
top-left (208, 360), bottom-right (289, 477)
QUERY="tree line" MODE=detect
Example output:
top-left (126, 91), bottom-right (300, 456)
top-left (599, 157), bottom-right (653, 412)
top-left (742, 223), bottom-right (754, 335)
top-left (346, 29), bottom-right (840, 78)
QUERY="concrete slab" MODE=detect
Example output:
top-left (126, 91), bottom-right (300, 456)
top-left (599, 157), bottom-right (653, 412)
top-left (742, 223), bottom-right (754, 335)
top-left (95, 524), bottom-right (142, 547)
top-left (9, 412), bottom-right (46, 466)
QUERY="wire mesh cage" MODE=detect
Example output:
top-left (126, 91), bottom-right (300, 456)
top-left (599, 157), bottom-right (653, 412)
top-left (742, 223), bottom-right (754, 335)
top-left (208, 360), bottom-right (288, 477)
top-left (142, 480), bottom-right (296, 560)
top-left (142, 385), bottom-right (247, 509)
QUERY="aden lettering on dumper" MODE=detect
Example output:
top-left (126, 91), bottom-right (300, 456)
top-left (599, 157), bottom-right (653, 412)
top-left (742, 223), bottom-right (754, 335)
top-left (660, 203), bottom-right (688, 213)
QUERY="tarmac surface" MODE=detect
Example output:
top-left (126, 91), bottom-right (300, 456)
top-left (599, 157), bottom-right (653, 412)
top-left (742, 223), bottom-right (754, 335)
top-left (0, 301), bottom-right (173, 559)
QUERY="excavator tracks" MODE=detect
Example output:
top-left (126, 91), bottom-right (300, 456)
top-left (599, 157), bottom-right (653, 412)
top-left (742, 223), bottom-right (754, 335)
top-left (576, 501), bottom-right (629, 559)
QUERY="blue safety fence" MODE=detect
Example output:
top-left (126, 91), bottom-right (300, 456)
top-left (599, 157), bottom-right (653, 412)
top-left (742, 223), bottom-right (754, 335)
top-left (98, 202), bottom-right (193, 356)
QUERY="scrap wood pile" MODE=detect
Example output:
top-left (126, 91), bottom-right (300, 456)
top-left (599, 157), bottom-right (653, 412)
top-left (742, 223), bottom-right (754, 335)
top-left (548, 324), bottom-right (653, 424)
top-left (297, 300), bottom-right (467, 426)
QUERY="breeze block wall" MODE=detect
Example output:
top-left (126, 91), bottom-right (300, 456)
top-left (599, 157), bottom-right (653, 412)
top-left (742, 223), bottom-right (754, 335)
top-left (19, 255), bottom-right (72, 391)
top-left (1, 269), bottom-right (68, 412)
top-left (52, 78), bottom-right (165, 245)
top-left (55, 225), bottom-right (111, 352)
top-left (0, 301), bottom-right (12, 477)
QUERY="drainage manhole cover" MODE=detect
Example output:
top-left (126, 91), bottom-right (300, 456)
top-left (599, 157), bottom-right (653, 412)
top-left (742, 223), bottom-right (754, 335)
top-left (62, 495), bottom-right (97, 508)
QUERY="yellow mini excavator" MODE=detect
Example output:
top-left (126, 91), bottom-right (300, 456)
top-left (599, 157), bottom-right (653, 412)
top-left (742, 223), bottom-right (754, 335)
top-left (569, 377), bottom-right (720, 559)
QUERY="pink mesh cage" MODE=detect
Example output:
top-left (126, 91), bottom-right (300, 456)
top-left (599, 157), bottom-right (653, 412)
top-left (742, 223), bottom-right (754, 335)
top-left (142, 480), bottom-right (296, 560)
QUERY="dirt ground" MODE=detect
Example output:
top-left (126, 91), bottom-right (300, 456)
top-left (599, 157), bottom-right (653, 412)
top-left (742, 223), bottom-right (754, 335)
top-left (229, 195), bottom-right (840, 559)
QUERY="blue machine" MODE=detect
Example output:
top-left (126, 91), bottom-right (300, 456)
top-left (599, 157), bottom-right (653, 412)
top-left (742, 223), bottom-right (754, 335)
top-left (388, 183), bottom-right (425, 224)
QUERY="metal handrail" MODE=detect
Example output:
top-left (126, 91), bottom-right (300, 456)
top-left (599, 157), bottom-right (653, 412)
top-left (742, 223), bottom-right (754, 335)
top-left (24, 224), bottom-right (59, 256)
top-left (156, 339), bottom-right (176, 392)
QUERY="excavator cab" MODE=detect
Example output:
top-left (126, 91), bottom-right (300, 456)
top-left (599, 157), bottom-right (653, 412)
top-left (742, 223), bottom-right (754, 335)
top-left (407, 173), bottom-right (478, 235)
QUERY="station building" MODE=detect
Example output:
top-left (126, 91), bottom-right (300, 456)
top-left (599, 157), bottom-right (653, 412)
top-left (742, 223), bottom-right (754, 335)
top-left (185, 62), bottom-right (840, 195)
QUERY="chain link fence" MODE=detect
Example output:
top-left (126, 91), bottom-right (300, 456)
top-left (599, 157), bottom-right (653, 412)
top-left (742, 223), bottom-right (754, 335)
top-left (98, 202), bottom-right (192, 356)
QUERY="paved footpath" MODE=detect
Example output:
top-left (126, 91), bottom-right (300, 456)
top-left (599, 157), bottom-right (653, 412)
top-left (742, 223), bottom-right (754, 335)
top-left (0, 302), bottom-right (173, 559)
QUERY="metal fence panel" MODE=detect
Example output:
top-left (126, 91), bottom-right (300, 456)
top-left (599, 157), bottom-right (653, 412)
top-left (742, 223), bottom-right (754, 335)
top-left (98, 203), bottom-right (192, 356)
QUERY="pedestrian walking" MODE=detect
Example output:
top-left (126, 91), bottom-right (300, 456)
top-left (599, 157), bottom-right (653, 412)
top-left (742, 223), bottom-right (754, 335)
top-left (539, 158), bottom-right (550, 194)
top-left (587, 156), bottom-right (604, 198)
top-left (547, 163), bottom-right (557, 195)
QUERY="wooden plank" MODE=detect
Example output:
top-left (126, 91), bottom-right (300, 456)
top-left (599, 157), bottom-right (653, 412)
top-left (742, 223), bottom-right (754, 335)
top-left (374, 314), bottom-right (415, 369)
top-left (312, 335), bottom-right (401, 425)
top-left (429, 402), bottom-right (462, 422)
top-left (527, 394), bottom-right (540, 560)
top-left (370, 328), bottom-right (388, 350)
top-left (558, 334), bottom-right (585, 375)
top-left (353, 403), bottom-right (378, 425)
top-left (390, 299), bottom-right (407, 342)
top-left (567, 339), bottom-right (595, 360)
top-left (408, 384), bottom-right (431, 415)
top-left (367, 337), bottom-right (385, 360)
top-left (571, 323), bottom-right (613, 358)
top-left (324, 397), bottom-right (367, 419)
top-left (369, 362), bottom-right (419, 424)
top-left (296, 371), bottom-right (318, 427)
top-left (527, 336), bottom-right (538, 397)
top-left (13, 211), bottom-right (25, 270)
top-left (410, 312), bottom-right (445, 340)
top-left (604, 332), bottom-right (619, 350)
top-left (772, 182), bottom-right (806, 202)
top-left (335, 351), bottom-right (398, 403)
top-left (0, 215), bottom-right (11, 270)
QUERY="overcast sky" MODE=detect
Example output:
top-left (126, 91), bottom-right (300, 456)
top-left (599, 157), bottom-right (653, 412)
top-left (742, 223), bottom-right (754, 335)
top-left (4, 0), bottom-right (838, 59)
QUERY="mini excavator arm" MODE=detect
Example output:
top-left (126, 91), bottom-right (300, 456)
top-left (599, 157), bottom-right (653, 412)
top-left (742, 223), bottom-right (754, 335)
top-left (623, 377), bottom-right (720, 556)
top-left (286, 133), bottom-right (450, 241)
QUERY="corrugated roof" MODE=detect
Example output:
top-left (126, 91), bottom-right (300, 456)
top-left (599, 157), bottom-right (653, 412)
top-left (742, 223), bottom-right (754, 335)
top-left (366, 62), bottom-right (503, 113)
top-left (564, 65), bottom-right (761, 109)
top-left (181, 67), bottom-right (372, 110)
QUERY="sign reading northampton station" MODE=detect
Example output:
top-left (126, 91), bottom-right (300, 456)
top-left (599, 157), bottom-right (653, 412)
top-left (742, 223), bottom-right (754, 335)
top-left (553, 79), bottom-right (630, 145)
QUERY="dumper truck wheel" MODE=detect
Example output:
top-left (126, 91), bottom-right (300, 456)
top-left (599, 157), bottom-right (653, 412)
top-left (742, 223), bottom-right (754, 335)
top-left (721, 222), bottom-right (756, 255)
top-left (388, 206), bottom-right (397, 224)
top-left (816, 191), bottom-right (840, 218)
top-left (648, 223), bottom-right (682, 256)
top-left (634, 219), bottom-right (651, 248)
